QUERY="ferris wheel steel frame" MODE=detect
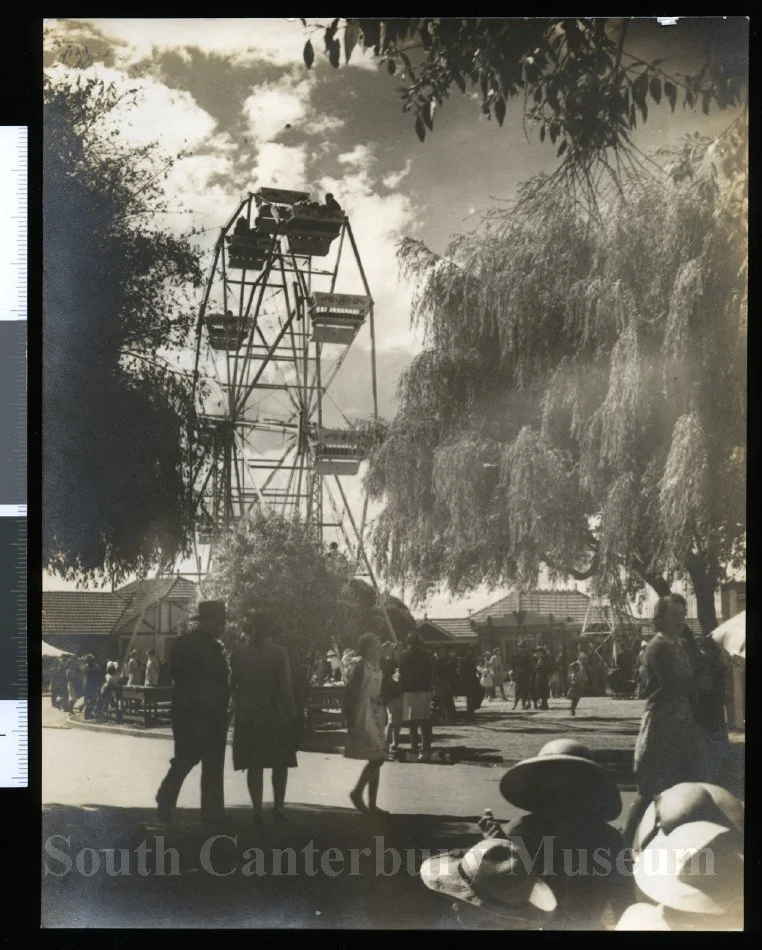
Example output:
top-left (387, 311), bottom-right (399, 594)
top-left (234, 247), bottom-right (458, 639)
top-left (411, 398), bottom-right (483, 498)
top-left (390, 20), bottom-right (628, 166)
top-left (186, 187), bottom-right (382, 592)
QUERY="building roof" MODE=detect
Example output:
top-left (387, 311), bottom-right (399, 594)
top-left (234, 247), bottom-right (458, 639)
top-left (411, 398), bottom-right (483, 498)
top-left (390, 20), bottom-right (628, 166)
top-left (418, 618), bottom-right (478, 641)
top-left (469, 589), bottom-right (592, 625)
top-left (42, 592), bottom-right (129, 636)
top-left (42, 576), bottom-right (198, 638)
top-left (114, 576), bottom-right (197, 631)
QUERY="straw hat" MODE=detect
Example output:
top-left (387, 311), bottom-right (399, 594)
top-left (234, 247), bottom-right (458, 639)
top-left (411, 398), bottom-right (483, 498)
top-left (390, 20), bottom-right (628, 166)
top-left (499, 739), bottom-right (621, 821)
top-left (633, 820), bottom-right (744, 916)
top-left (420, 838), bottom-right (557, 923)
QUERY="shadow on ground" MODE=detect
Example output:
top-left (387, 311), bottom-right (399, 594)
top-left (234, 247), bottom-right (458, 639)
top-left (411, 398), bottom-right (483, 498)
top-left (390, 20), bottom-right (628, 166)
top-left (42, 802), bottom-right (486, 928)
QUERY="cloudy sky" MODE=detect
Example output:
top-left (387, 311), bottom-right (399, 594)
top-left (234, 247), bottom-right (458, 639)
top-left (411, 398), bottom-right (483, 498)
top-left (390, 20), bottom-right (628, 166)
top-left (43, 18), bottom-right (743, 615)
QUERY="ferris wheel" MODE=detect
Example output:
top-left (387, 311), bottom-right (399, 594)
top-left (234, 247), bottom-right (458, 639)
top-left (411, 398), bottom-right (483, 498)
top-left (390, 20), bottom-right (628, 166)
top-left (187, 186), bottom-right (381, 580)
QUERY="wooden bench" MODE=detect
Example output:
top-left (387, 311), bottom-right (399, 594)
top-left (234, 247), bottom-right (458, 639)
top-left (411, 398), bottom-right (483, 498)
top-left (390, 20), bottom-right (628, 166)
top-left (305, 684), bottom-right (346, 730)
top-left (115, 686), bottom-right (174, 729)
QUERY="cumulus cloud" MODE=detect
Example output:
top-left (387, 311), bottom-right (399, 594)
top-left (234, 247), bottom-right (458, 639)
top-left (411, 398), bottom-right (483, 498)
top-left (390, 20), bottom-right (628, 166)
top-left (46, 62), bottom-right (217, 155)
top-left (338, 144), bottom-right (376, 168)
top-left (248, 142), bottom-right (308, 191)
top-left (382, 160), bottom-right (412, 189)
top-left (243, 78), bottom-right (313, 142)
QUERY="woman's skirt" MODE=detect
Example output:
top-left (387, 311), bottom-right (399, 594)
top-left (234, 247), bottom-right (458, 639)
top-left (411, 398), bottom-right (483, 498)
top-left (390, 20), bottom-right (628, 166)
top-left (233, 708), bottom-right (297, 771)
top-left (344, 697), bottom-right (387, 761)
top-left (386, 695), bottom-right (404, 727)
top-left (634, 698), bottom-right (707, 798)
top-left (401, 690), bottom-right (433, 723)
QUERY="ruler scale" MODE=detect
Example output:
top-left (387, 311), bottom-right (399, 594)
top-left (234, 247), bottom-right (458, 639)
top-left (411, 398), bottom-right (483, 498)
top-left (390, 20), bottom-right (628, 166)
top-left (0, 125), bottom-right (27, 787)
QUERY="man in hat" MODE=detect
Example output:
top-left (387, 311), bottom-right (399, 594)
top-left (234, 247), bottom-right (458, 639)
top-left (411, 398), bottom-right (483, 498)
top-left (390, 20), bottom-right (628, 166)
top-left (155, 601), bottom-right (231, 825)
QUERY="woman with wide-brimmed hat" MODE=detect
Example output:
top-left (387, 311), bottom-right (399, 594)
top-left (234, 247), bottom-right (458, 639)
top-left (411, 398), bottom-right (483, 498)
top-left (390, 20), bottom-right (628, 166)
top-left (478, 738), bottom-right (633, 929)
top-left (230, 612), bottom-right (298, 828)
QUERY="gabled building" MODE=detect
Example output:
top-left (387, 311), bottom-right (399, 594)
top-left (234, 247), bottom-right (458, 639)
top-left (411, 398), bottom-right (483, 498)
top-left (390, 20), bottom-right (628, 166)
top-left (42, 576), bottom-right (198, 663)
top-left (417, 617), bottom-right (479, 651)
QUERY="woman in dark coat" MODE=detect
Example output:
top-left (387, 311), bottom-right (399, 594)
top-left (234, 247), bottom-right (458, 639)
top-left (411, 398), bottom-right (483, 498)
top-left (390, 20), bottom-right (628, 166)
top-left (231, 613), bottom-right (298, 827)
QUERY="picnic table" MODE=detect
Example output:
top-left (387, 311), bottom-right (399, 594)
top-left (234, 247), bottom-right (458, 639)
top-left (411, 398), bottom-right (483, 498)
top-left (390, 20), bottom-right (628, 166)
top-left (105, 686), bottom-right (174, 729)
top-left (305, 681), bottom-right (346, 730)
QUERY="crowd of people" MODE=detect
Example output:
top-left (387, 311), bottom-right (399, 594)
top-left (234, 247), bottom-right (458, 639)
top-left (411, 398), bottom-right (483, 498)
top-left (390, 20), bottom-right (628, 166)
top-left (48, 649), bottom-right (164, 719)
top-left (48, 588), bottom-right (740, 929)
top-left (151, 597), bottom-right (741, 930)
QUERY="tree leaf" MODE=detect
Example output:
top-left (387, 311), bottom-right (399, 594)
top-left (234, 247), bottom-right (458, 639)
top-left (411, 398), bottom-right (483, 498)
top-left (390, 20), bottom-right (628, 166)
top-left (631, 72), bottom-right (648, 113)
top-left (494, 95), bottom-right (506, 127)
top-left (649, 74), bottom-right (662, 105)
top-left (303, 39), bottom-right (315, 69)
top-left (344, 22), bottom-right (359, 63)
top-left (452, 69), bottom-right (466, 93)
top-left (557, 139), bottom-right (567, 157)
top-left (539, 123), bottom-right (546, 142)
top-left (401, 51), bottom-right (417, 81)
top-left (329, 38), bottom-right (341, 69)
top-left (422, 99), bottom-right (433, 130)
top-left (664, 80), bottom-right (677, 112)
top-left (387, 57), bottom-right (396, 76)
top-left (415, 112), bottom-right (426, 142)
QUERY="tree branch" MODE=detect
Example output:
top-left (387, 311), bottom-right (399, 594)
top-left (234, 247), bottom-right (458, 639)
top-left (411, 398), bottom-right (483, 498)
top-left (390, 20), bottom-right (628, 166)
top-left (542, 548), bottom-right (599, 581)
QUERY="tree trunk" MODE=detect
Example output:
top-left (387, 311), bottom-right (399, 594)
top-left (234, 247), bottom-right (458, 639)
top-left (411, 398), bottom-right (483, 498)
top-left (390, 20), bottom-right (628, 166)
top-left (686, 553), bottom-right (720, 635)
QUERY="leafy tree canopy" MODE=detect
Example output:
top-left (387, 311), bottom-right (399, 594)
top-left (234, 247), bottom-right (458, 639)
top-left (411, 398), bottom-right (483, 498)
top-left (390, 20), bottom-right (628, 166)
top-left (202, 511), bottom-right (416, 708)
top-left (365, 120), bottom-right (747, 634)
top-left (298, 17), bottom-right (747, 204)
top-left (44, 72), bottom-right (203, 585)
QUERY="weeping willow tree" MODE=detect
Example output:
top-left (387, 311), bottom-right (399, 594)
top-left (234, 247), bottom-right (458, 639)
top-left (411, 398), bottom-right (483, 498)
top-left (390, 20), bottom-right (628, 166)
top-left (366, 119), bottom-right (746, 634)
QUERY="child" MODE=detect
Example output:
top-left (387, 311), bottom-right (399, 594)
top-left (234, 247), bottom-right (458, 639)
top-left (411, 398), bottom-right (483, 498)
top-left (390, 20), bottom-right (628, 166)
top-left (566, 657), bottom-right (586, 717)
top-left (101, 661), bottom-right (123, 722)
top-left (478, 739), bottom-right (633, 930)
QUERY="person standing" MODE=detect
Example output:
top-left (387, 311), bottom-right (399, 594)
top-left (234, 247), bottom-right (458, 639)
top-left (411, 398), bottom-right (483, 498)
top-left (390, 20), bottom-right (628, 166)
top-left (65, 661), bottom-right (81, 713)
top-left (433, 649), bottom-right (456, 723)
top-left (381, 640), bottom-right (403, 754)
top-left (459, 648), bottom-right (482, 721)
top-left (51, 660), bottom-right (67, 710)
top-left (670, 593), bottom-right (731, 785)
top-left (144, 650), bottom-right (160, 687)
top-left (399, 631), bottom-right (435, 761)
top-left (490, 649), bottom-right (507, 701)
top-left (534, 647), bottom-right (552, 710)
top-left (101, 661), bottom-right (123, 722)
top-left (126, 650), bottom-right (142, 686)
top-left (622, 596), bottom-right (708, 846)
top-left (512, 642), bottom-right (533, 710)
top-left (345, 632), bottom-right (388, 813)
top-left (82, 655), bottom-right (102, 720)
top-left (155, 601), bottom-right (231, 826)
top-left (479, 656), bottom-right (495, 700)
top-left (566, 656), bottom-right (586, 717)
top-left (230, 613), bottom-right (298, 829)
